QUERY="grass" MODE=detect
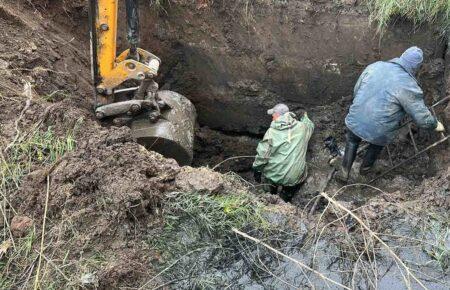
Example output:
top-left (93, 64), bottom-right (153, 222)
top-left (42, 90), bottom-right (70, 102)
top-left (148, 189), bottom-right (275, 288)
top-left (148, 0), bottom-right (450, 33)
top-left (366, 0), bottom-right (450, 33)
top-left (163, 190), bottom-right (269, 234)
top-left (0, 120), bottom-right (80, 289)
top-left (147, 0), bottom-right (172, 12)
top-left (153, 190), bottom-right (270, 253)
top-left (424, 221), bottom-right (449, 270)
top-left (1, 125), bottom-right (77, 195)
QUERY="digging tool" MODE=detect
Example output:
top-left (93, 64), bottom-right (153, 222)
top-left (88, 0), bottom-right (196, 165)
top-left (308, 168), bottom-right (336, 216)
top-left (369, 135), bottom-right (449, 183)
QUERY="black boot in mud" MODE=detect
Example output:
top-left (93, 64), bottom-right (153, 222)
top-left (335, 166), bottom-right (350, 183)
top-left (280, 184), bottom-right (301, 202)
top-left (336, 131), bottom-right (361, 183)
top-left (359, 165), bottom-right (373, 176)
top-left (359, 143), bottom-right (384, 175)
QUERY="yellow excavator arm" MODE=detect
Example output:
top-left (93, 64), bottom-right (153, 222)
top-left (88, 0), bottom-right (196, 165)
top-left (89, 0), bottom-right (160, 106)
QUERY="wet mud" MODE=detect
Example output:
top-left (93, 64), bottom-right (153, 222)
top-left (0, 0), bottom-right (448, 289)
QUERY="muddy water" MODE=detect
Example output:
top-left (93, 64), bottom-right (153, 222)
top-left (152, 208), bottom-right (449, 289)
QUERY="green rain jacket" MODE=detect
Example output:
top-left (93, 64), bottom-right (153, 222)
top-left (252, 112), bottom-right (314, 186)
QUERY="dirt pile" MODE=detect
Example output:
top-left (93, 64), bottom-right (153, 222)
top-left (0, 0), bottom-right (449, 289)
top-left (0, 2), bottom-right (177, 287)
top-left (13, 127), bottom-right (183, 288)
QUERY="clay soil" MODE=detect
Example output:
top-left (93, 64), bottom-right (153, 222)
top-left (0, 0), bottom-right (449, 289)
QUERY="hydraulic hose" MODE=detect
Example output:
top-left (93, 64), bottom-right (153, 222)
top-left (125, 0), bottom-right (140, 59)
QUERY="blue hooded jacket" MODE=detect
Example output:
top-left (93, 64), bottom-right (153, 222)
top-left (345, 58), bottom-right (437, 146)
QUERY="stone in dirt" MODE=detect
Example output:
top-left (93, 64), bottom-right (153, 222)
top-left (175, 166), bottom-right (226, 194)
top-left (10, 215), bottom-right (33, 237)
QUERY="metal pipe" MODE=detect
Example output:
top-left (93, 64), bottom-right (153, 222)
top-left (114, 86), bottom-right (139, 94)
top-left (125, 0), bottom-right (140, 59)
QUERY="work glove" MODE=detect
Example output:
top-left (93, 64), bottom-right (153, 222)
top-left (435, 121), bottom-right (445, 132)
top-left (253, 171), bottom-right (262, 183)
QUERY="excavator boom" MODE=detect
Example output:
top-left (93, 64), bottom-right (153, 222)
top-left (88, 0), bottom-right (196, 165)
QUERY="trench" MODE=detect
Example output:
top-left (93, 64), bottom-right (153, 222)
top-left (8, 1), bottom-right (449, 289)
top-left (184, 41), bottom-right (449, 198)
top-left (164, 48), bottom-right (450, 288)
top-left (126, 2), bottom-right (450, 288)
top-left (126, 1), bottom-right (449, 202)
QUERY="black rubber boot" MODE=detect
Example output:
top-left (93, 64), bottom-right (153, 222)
top-left (270, 185), bottom-right (278, 195)
top-left (280, 184), bottom-right (301, 202)
top-left (360, 144), bottom-right (383, 175)
top-left (336, 140), bottom-right (359, 182)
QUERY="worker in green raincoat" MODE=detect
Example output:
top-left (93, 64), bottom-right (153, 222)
top-left (253, 104), bottom-right (314, 202)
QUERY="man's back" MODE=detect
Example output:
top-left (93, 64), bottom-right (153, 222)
top-left (253, 113), bottom-right (314, 186)
top-left (345, 59), bottom-right (436, 146)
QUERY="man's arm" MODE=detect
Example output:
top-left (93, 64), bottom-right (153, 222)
top-left (300, 112), bottom-right (315, 131)
top-left (397, 87), bottom-right (437, 130)
top-left (252, 130), bottom-right (273, 172)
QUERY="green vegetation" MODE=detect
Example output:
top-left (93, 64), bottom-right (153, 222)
top-left (152, 189), bottom-right (269, 254)
top-left (163, 190), bottom-right (269, 234)
top-left (147, 1), bottom-right (450, 33)
top-left (0, 230), bottom-right (36, 289)
top-left (0, 121), bottom-right (80, 289)
top-left (1, 125), bottom-right (77, 195)
top-left (424, 221), bottom-right (449, 270)
top-left (366, 0), bottom-right (450, 33)
top-left (147, 0), bottom-right (172, 12)
top-left (42, 90), bottom-right (70, 102)
top-left (149, 189), bottom-right (277, 288)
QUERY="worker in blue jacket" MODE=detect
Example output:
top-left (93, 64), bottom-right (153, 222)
top-left (337, 46), bottom-right (445, 182)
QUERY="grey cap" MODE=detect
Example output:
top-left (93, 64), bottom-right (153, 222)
top-left (267, 103), bottom-right (289, 115)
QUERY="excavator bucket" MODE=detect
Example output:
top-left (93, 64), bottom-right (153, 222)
top-left (131, 91), bottom-right (196, 166)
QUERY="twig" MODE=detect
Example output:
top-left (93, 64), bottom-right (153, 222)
top-left (33, 249), bottom-right (70, 282)
top-left (151, 277), bottom-right (190, 290)
top-left (212, 155), bottom-right (256, 170)
top-left (256, 254), bottom-right (302, 289)
top-left (370, 135), bottom-right (449, 183)
top-left (319, 191), bottom-right (429, 290)
top-left (232, 228), bottom-right (352, 290)
top-left (408, 124), bottom-right (418, 153)
top-left (398, 96), bottom-right (450, 130)
top-left (0, 201), bottom-right (16, 249)
top-left (33, 175), bottom-right (51, 290)
top-left (20, 260), bottom-right (36, 290)
top-left (138, 247), bottom-right (219, 290)
top-left (4, 82), bottom-right (33, 153)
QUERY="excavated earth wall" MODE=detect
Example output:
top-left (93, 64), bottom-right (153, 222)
top-left (0, 1), bottom-right (449, 289)
top-left (125, 0), bottom-right (446, 134)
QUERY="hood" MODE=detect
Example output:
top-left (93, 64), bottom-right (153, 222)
top-left (270, 112), bottom-right (298, 130)
top-left (390, 57), bottom-right (419, 77)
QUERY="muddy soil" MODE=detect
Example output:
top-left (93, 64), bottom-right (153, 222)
top-left (0, 0), bottom-right (448, 289)
top-left (126, 0), bottom-right (447, 134)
